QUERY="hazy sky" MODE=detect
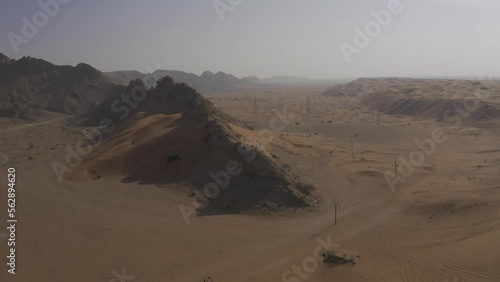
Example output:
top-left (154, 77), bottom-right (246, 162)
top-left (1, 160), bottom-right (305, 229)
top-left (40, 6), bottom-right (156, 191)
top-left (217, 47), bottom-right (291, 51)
top-left (1, 0), bottom-right (499, 79)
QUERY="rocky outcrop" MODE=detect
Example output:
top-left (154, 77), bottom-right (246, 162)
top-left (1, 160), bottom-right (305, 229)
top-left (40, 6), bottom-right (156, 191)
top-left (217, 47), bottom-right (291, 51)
top-left (72, 76), bottom-right (317, 214)
top-left (0, 55), bottom-right (123, 117)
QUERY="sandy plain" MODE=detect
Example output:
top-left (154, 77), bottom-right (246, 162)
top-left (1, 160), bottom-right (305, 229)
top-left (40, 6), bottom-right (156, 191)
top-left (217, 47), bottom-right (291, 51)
top-left (0, 81), bottom-right (499, 282)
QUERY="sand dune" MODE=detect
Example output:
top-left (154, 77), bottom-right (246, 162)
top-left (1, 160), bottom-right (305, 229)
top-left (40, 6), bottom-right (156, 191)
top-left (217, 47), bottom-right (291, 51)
top-left (360, 91), bottom-right (500, 122)
top-left (70, 77), bottom-right (317, 214)
top-left (323, 77), bottom-right (500, 99)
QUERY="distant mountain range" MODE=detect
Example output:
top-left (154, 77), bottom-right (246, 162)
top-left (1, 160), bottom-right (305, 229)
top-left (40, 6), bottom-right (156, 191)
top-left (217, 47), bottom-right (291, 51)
top-left (258, 75), bottom-right (309, 84)
top-left (105, 70), bottom-right (261, 93)
top-left (105, 70), bottom-right (312, 93)
top-left (0, 52), bottom-right (317, 213)
top-left (0, 52), bottom-right (320, 120)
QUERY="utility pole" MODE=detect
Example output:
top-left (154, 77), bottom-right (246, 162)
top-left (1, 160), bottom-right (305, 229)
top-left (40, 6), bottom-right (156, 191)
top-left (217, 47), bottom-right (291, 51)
top-left (306, 96), bottom-right (310, 114)
top-left (334, 203), bottom-right (337, 225)
top-left (351, 140), bottom-right (354, 159)
top-left (253, 97), bottom-right (257, 113)
top-left (332, 202), bottom-right (338, 226)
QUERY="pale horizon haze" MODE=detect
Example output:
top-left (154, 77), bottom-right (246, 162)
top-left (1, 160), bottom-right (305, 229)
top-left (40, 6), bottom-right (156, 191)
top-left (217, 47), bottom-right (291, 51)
top-left (1, 0), bottom-right (499, 79)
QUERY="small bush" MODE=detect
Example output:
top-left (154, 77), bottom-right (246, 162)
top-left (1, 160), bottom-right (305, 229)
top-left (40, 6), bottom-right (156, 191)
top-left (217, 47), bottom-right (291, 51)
top-left (167, 153), bottom-right (181, 162)
top-left (322, 251), bottom-right (357, 266)
top-left (203, 274), bottom-right (216, 282)
top-left (296, 182), bottom-right (315, 196)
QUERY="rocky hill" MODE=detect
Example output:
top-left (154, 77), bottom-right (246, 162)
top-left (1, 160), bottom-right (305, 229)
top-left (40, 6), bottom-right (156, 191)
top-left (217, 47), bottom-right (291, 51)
top-left (0, 53), bottom-right (123, 119)
top-left (71, 77), bottom-right (317, 214)
top-left (324, 77), bottom-right (500, 123)
top-left (322, 77), bottom-right (500, 98)
top-left (360, 90), bottom-right (500, 122)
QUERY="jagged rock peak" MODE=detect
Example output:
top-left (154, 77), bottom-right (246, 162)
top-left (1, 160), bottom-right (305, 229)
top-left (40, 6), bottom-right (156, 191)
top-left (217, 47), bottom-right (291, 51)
top-left (153, 76), bottom-right (176, 91)
top-left (0, 53), bottom-right (11, 63)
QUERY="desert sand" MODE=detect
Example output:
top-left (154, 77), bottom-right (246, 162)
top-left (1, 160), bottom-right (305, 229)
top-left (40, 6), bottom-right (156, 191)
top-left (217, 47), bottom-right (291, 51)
top-left (0, 78), bottom-right (500, 282)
